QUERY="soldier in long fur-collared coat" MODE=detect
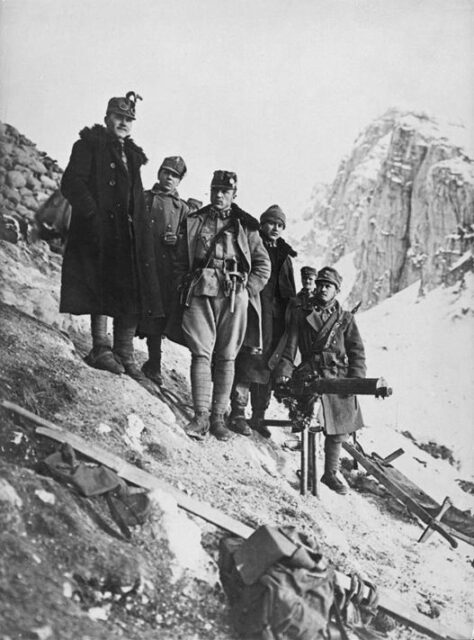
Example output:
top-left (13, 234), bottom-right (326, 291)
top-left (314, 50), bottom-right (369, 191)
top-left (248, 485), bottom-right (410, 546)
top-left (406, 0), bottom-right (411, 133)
top-left (60, 93), bottom-right (163, 379)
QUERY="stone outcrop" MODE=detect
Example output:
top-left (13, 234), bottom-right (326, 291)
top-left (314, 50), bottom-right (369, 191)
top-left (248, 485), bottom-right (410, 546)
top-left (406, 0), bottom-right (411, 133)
top-left (304, 109), bottom-right (474, 308)
top-left (0, 121), bottom-right (64, 244)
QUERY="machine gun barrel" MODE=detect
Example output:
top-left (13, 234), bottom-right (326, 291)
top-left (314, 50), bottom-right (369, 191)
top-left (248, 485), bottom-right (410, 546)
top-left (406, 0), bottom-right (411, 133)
top-left (305, 377), bottom-right (392, 398)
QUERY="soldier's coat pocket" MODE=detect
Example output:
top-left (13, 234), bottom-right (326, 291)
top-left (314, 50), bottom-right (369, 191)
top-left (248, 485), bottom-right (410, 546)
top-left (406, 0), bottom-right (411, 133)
top-left (193, 268), bottom-right (219, 297)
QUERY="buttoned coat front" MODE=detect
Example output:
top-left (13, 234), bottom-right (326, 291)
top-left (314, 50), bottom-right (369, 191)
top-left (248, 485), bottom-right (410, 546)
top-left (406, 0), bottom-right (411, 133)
top-left (235, 236), bottom-right (297, 384)
top-left (144, 185), bottom-right (188, 314)
top-left (60, 125), bottom-right (162, 319)
top-left (173, 203), bottom-right (271, 350)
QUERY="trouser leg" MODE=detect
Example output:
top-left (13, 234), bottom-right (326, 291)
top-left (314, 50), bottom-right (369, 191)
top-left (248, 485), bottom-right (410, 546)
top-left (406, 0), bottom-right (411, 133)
top-left (324, 436), bottom-right (343, 475)
top-left (211, 358), bottom-right (235, 415)
top-left (113, 314), bottom-right (139, 364)
top-left (248, 382), bottom-right (272, 437)
top-left (250, 382), bottom-right (272, 416)
top-left (90, 314), bottom-right (111, 349)
top-left (190, 355), bottom-right (212, 414)
top-left (146, 334), bottom-right (162, 370)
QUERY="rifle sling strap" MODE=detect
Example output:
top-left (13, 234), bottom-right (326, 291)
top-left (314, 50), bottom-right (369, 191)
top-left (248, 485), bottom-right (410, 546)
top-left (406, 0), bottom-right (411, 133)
top-left (192, 219), bottom-right (235, 271)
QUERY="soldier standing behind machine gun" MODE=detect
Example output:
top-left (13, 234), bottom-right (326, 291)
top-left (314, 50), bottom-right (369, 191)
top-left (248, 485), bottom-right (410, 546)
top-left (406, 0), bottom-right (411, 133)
top-left (174, 171), bottom-right (271, 441)
top-left (271, 266), bottom-right (366, 495)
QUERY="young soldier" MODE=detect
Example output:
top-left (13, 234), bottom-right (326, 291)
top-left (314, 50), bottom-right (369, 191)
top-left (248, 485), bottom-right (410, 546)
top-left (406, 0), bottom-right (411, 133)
top-left (139, 156), bottom-right (189, 385)
top-left (60, 92), bottom-right (162, 380)
top-left (297, 265), bottom-right (317, 304)
top-left (174, 171), bottom-right (271, 441)
top-left (273, 266), bottom-right (366, 494)
top-left (230, 205), bottom-right (296, 438)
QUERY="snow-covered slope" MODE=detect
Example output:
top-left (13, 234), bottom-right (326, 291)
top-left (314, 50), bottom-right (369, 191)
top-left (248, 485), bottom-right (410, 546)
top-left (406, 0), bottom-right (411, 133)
top-left (357, 272), bottom-right (474, 480)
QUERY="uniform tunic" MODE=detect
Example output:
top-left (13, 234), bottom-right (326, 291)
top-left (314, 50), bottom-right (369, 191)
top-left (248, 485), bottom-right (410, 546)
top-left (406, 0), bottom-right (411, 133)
top-left (174, 203), bottom-right (271, 361)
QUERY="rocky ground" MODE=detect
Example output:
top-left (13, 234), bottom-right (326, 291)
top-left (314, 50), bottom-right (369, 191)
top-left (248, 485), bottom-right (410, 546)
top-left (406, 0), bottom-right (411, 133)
top-left (0, 236), bottom-right (473, 640)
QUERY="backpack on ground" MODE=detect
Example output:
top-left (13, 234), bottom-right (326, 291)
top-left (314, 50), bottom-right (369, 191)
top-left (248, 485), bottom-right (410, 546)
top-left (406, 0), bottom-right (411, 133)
top-left (218, 525), bottom-right (380, 640)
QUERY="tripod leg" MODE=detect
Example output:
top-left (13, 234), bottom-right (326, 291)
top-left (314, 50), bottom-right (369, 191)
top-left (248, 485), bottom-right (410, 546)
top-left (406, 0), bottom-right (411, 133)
top-left (310, 432), bottom-right (318, 497)
top-left (300, 426), bottom-right (308, 495)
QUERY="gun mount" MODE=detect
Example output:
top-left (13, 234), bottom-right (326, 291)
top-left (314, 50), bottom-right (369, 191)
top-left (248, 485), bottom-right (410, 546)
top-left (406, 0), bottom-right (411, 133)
top-left (261, 376), bottom-right (392, 497)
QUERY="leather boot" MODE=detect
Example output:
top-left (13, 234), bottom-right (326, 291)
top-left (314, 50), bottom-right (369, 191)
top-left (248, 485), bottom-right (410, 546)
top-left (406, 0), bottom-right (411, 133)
top-left (229, 412), bottom-right (252, 436)
top-left (250, 410), bottom-right (271, 439)
top-left (321, 437), bottom-right (348, 495)
top-left (142, 360), bottom-right (163, 386)
top-left (85, 345), bottom-right (125, 375)
top-left (210, 413), bottom-right (232, 442)
top-left (185, 411), bottom-right (210, 440)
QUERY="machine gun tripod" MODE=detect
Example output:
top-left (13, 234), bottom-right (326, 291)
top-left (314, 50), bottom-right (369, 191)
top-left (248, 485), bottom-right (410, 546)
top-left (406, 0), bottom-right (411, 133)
top-left (260, 377), bottom-right (392, 497)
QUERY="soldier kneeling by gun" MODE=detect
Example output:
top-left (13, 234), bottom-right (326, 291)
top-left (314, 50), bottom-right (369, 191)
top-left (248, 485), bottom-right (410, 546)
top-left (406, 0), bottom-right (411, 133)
top-left (271, 266), bottom-right (366, 495)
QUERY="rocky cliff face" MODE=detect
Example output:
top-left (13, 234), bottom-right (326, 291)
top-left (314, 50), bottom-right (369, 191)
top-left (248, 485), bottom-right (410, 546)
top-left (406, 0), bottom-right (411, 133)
top-left (0, 122), bottom-right (64, 244)
top-left (304, 109), bottom-right (474, 308)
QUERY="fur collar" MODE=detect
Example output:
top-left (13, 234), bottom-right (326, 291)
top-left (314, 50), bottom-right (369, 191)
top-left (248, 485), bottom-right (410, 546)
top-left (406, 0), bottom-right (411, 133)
top-left (188, 202), bottom-right (260, 230)
top-left (78, 124), bottom-right (148, 164)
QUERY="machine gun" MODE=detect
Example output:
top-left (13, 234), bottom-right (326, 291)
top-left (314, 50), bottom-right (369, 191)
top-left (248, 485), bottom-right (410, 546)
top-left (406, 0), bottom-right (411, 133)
top-left (262, 375), bottom-right (392, 497)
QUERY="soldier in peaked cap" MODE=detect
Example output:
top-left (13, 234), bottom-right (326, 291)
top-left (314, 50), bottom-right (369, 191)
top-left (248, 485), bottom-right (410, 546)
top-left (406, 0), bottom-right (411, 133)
top-left (230, 204), bottom-right (297, 438)
top-left (174, 171), bottom-right (271, 441)
top-left (297, 265), bottom-right (318, 305)
top-left (271, 265), bottom-right (366, 495)
top-left (60, 91), bottom-right (162, 381)
top-left (138, 156), bottom-right (189, 386)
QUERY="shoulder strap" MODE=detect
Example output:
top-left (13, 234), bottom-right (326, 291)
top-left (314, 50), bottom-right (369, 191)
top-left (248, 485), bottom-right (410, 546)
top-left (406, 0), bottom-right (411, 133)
top-left (195, 218), bottom-right (234, 269)
top-left (320, 308), bottom-right (347, 351)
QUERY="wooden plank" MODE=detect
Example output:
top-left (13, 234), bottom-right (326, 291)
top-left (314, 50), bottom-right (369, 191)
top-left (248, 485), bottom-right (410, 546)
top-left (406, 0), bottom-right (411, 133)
top-left (343, 442), bottom-right (458, 549)
top-left (2, 400), bottom-right (469, 640)
top-left (418, 497), bottom-right (453, 544)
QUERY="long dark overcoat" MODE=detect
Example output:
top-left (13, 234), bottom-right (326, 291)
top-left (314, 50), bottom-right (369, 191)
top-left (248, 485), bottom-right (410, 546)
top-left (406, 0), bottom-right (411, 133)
top-left (60, 125), bottom-right (163, 319)
top-left (144, 185), bottom-right (188, 314)
top-left (168, 203), bottom-right (270, 349)
top-left (270, 299), bottom-right (366, 435)
top-left (236, 236), bottom-right (297, 384)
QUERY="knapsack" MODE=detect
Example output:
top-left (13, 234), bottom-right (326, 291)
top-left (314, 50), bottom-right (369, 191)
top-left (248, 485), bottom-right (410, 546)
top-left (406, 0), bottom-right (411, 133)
top-left (218, 525), bottom-right (339, 640)
top-left (218, 525), bottom-right (381, 640)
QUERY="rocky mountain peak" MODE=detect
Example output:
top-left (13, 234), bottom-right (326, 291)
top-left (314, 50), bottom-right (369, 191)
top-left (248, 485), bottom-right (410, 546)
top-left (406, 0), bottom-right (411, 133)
top-left (302, 109), bottom-right (474, 308)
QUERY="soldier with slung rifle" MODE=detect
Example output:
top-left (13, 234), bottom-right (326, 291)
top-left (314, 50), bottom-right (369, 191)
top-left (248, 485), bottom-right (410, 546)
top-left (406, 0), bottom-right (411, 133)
top-left (174, 171), bottom-right (271, 441)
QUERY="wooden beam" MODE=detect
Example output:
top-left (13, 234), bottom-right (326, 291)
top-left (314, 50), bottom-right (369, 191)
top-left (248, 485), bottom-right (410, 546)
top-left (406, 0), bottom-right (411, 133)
top-left (342, 442), bottom-right (458, 549)
top-left (1, 399), bottom-right (469, 640)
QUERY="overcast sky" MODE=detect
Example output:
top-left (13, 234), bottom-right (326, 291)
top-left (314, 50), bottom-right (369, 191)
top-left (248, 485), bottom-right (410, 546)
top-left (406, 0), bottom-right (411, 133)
top-left (1, 0), bottom-right (473, 215)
